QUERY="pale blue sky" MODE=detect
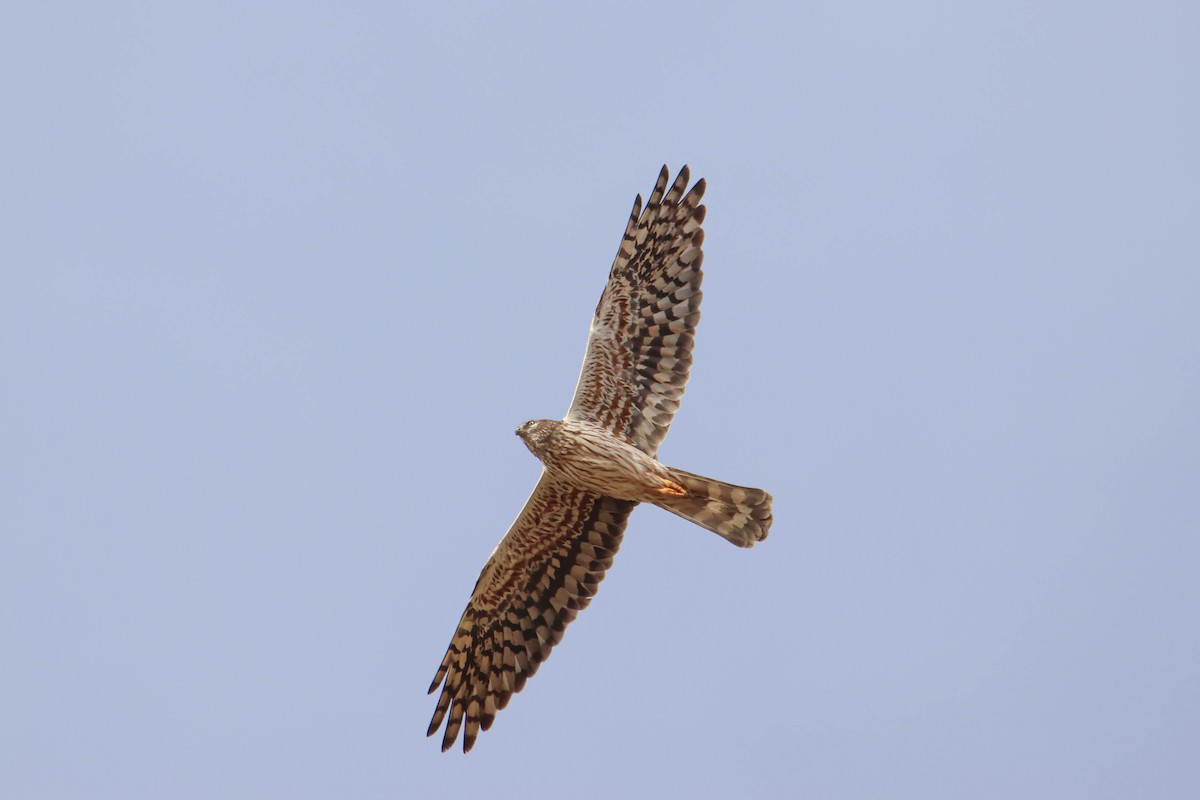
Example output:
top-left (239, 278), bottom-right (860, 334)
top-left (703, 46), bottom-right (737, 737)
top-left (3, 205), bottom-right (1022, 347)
top-left (3, 2), bottom-right (1198, 797)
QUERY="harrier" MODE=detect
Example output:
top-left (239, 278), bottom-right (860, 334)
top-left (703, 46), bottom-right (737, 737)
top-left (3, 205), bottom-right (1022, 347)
top-left (427, 166), bottom-right (773, 752)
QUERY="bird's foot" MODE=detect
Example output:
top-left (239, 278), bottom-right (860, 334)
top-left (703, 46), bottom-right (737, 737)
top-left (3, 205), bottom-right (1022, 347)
top-left (654, 479), bottom-right (687, 498)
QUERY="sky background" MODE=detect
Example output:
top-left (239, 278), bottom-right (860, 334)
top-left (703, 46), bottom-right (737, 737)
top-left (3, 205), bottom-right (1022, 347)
top-left (3, 1), bottom-right (1198, 797)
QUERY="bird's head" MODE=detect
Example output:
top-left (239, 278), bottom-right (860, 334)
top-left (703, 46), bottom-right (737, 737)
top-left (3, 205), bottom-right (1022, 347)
top-left (515, 419), bottom-right (557, 458)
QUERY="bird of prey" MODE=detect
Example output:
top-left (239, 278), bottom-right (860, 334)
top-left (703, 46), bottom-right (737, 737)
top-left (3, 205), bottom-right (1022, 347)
top-left (427, 165), bottom-right (773, 752)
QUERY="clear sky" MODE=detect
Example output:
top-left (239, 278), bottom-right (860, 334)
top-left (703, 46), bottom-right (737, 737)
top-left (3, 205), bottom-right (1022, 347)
top-left (3, 2), bottom-right (1198, 797)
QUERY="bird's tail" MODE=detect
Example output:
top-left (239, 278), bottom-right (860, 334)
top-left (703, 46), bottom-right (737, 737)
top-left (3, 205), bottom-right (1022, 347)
top-left (653, 468), bottom-right (773, 547)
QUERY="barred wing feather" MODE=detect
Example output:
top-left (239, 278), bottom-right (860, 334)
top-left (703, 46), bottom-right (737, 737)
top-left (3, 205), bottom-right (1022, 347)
top-left (566, 166), bottom-right (706, 456)
top-left (426, 473), bottom-right (636, 752)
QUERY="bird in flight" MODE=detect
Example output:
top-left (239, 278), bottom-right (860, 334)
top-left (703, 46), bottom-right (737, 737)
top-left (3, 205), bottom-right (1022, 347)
top-left (427, 166), bottom-right (773, 752)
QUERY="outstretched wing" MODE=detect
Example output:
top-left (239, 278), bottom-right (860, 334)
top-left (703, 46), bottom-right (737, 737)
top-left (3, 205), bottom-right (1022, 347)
top-left (427, 473), bottom-right (636, 752)
top-left (566, 165), bottom-right (706, 456)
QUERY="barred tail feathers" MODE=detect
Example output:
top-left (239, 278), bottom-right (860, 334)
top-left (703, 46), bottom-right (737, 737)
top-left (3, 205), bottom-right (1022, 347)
top-left (654, 468), bottom-right (773, 547)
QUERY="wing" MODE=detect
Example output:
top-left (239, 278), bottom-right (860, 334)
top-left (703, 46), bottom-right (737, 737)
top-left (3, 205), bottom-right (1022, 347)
top-left (426, 472), bottom-right (636, 752)
top-left (566, 165), bottom-right (706, 456)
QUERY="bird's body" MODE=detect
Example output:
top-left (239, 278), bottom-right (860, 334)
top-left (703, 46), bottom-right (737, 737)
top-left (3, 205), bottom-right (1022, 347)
top-left (427, 166), bottom-right (773, 752)
top-left (517, 418), bottom-right (677, 503)
top-left (517, 418), bottom-right (771, 545)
